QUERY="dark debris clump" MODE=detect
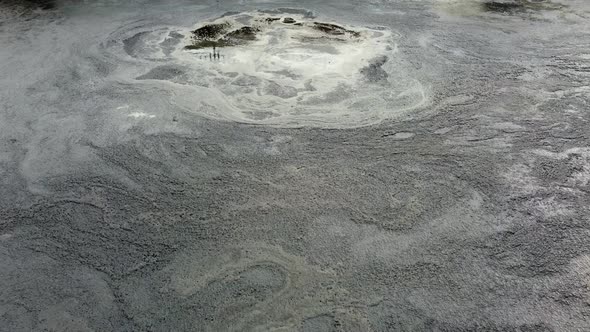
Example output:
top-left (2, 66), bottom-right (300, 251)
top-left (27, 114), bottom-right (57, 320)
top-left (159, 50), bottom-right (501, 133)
top-left (192, 23), bottom-right (231, 40)
top-left (265, 17), bottom-right (281, 23)
top-left (187, 22), bottom-right (259, 50)
top-left (225, 26), bottom-right (259, 41)
top-left (483, 1), bottom-right (525, 13)
top-left (185, 17), bottom-right (360, 51)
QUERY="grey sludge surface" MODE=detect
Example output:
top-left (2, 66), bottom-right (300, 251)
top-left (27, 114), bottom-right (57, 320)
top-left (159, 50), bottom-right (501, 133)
top-left (1, 0), bottom-right (590, 331)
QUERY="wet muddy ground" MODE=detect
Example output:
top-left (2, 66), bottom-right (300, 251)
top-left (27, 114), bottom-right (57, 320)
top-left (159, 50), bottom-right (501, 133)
top-left (1, 0), bottom-right (590, 331)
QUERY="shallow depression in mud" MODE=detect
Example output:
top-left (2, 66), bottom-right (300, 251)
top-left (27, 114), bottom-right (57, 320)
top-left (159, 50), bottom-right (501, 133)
top-left (103, 9), bottom-right (428, 128)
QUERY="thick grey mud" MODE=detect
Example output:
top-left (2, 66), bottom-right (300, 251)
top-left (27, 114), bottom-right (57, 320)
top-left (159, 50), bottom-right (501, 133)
top-left (1, 0), bottom-right (590, 331)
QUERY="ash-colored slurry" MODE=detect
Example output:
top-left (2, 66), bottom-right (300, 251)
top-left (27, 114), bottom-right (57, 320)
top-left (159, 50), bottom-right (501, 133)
top-left (101, 9), bottom-right (427, 128)
top-left (1, 0), bottom-right (590, 331)
top-left (176, 11), bottom-right (426, 127)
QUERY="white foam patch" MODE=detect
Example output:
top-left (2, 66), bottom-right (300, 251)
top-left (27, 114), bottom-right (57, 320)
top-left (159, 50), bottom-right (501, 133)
top-left (186, 12), bottom-right (425, 127)
top-left (119, 10), bottom-right (428, 128)
top-left (128, 112), bottom-right (156, 119)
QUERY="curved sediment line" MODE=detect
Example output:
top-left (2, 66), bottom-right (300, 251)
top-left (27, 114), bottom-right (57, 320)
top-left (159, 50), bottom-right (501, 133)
top-left (94, 9), bottom-right (428, 128)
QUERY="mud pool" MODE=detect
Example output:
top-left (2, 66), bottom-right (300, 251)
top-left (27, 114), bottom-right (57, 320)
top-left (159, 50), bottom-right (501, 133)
top-left (1, 0), bottom-right (590, 331)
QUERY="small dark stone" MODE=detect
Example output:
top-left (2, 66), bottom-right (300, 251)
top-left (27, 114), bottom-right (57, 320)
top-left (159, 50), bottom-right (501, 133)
top-left (314, 22), bottom-right (345, 35)
top-left (265, 17), bottom-right (281, 23)
top-left (283, 17), bottom-right (296, 24)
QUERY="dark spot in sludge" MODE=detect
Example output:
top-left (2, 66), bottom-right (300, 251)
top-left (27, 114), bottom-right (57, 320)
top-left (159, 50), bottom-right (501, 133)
top-left (192, 23), bottom-right (231, 39)
top-left (185, 39), bottom-right (231, 50)
top-left (481, 0), bottom-right (564, 14)
top-left (360, 56), bottom-right (389, 83)
top-left (185, 15), bottom-right (360, 51)
top-left (225, 26), bottom-right (259, 41)
top-left (483, 1), bottom-right (525, 13)
top-left (2, 0), bottom-right (56, 12)
top-left (187, 22), bottom-right (260, 49)
top-left (34, 0), bottom-right (55, 10)
top-left (265, 17), bottom-right (281, 23)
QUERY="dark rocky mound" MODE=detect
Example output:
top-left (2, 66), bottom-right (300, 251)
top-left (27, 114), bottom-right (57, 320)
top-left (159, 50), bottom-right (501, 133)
top-left (192, 23), bottom-right (231, 39)
top-left (225, 26), bottom-right (259, 41)
top-left (186, 23), bottom-right (259, 50)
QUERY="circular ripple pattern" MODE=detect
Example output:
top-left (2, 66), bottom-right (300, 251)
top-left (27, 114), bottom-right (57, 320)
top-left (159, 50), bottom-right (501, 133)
top-left (100, 9), bottom-right (428, 128)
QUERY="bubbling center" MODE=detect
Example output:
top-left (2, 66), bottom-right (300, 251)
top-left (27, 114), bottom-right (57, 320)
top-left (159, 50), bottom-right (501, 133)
top-left (118, 10), bottom-right (427, 127)
top-left (181, 12), bottom-right (392, 94)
